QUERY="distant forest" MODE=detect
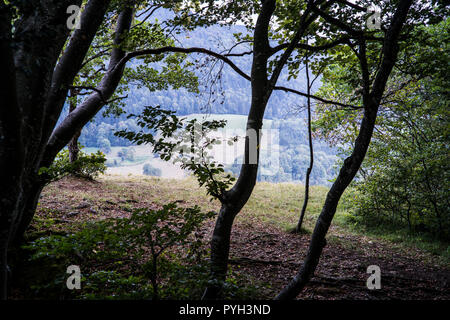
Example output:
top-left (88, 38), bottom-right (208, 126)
top-left (64, 23), bottom-right (337, 185)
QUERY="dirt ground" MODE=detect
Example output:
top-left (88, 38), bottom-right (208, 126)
top-left (30, 176), bottom-right (450, 300)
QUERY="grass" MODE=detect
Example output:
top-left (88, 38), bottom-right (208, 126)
top-left (20, 174), bottom-right (448, 300)
top-left (39, 174), bottom-right (449, 265)
top-left (335, 215), bottom-right (450, 263)
top-left (99, 175), bottom-right (450, 264)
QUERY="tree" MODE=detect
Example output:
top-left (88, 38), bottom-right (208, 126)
top-left (118, 147), bottom-right (135, 162)
top-left (66, 11), bottom-right (199, 162)
top-left (295, 55), bottom-right (316, 233)
top-left (315, 19), bottom-right (450, 239)
top-left (117, 0), bottom-right (441, 299)
top-left (1, 0), bottom-right (116, 299)
top-left (0, 0), bottom-right (238, 298)
top-left (0, 0), bottom-right (443, 300)
top-left (276, 0), bottom-right (447, 299)
top-left (201, 0), bottom-right (434, 299)
top-left (143, 163), bottom-right (162, 177)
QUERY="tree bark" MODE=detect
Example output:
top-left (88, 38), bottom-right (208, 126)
top-left (42, 7), bottom-right (133, 167)
top-left (296, 58), bottom-right (314, 232)
top-left (68, 89), bottom-right (81, 163)
top-left (276, 0), bottom-right (413, 299)
top-left (202, 0), bottom-right (319, 299)
top-left (12, 6), bottom-right (133, 247)
top-left (68, 129), bottom-right (82, 163)
top-left (0, 0), bottom-right (113, 298)
top-left (202, 0), bottom-right (276, 299)
top-left (277, 106), bottom-right (379, 300)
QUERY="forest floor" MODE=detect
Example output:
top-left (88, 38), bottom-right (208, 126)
top-left (18, 175), bottom-right (450, 300)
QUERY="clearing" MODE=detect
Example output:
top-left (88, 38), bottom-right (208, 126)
top-left (16, 175), bottom-right (450, 300)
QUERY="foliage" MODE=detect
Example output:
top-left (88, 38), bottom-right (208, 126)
top-left (117, 147), bottom-right (135, 162)
top-left (314, 20), bottom-right (450, 240)
top-left (67, 4), bottom-right (199, 119)
top-left (23, 202), bottom-right (215, 300)
top-left (348, 86), bottom-right (449, 240)
top-left (39, 146), bottom-right (106, 182)
top-left (116, 106), bottom-right (237, 201)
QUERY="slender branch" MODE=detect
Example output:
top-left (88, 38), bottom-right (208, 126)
top-left (270, 36), bottom-right (350, 55)
top-left (116, 46), bottom-right (251, 81)
top-left (335, 0), bottom-right (366, 11)
top-left (68, 85), bottom-right (107, 103)
top-left (311, 1), bottom-right (364, 37)
top-left (269, 0), bottom-right (317, 87)
top-left (79, 49), bottom-right (110, 69)
top-left (224, 51), bottom-right (253, 57)
top-left (274, 86), bottom-right (362, 109)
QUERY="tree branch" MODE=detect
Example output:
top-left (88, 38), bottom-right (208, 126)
top-left (42, 0), bottom-right (112, 143)
top-left (311, 1), bottom-right (364, 37)
top-left (274, 86), bottom-right (362, 109)
top-left (42, 5), bottom-right (134, 167)
top-left (270, 36), bottom-right (351, 55)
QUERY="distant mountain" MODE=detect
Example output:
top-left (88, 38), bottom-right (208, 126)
top-left (122, 23), bottom-right (311, 119)
top-left (67, 17), bottom-right (338, 185)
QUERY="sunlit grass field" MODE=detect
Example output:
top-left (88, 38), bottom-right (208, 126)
top-left (85, 175), bottom-right (449, 264)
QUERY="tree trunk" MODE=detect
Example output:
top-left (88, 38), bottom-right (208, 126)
top-left (276, 0), bottom-right (413, 299)
top-left (0, 0), bottom-right (121, 298)
top-left (202, 0), bottom-right (276, 298)
top-left (202, 0), bottom-right (316, 299)
top-left (202, 203), bottom-right (241, 299)
top-left (68, 132), bottom-right (82, 163)
top-left (277, 106), bottom-right (379, 299)
top-left (68, 89), bottom-right (81, 163)
top-left (296, 58), bottom-right (313, 232)
top-left (0, 178), bottom-right (25, 299)
top-left (11, 179), bottom-right (45, 246)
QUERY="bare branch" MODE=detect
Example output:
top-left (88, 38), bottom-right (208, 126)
top-left (274, 85), bottom-right (362, 109)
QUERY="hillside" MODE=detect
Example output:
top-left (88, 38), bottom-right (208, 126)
top-left (13, 175), bottom-right (449, 300)
top-left (60, 22), bottom-right (339, 185)
top-left (80, 113), bottom-right (338, 185)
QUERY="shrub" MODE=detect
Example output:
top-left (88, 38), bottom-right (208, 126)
top-left (117, 147), bottom-right (135, 162)
top-left (143, 163), bottom-right (162, 176)
top-left (39, 147), bottom-right (107, 182)
top-left (23, 202), bottom-right (215, 300)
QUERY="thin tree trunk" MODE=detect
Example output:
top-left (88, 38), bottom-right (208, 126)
top-left (68, 89), bottom-right (82, 163)
top-left (202, 0), bottom-right (317, 299)
top-left (277, 106), bottom-right (379, 300)
top-left (151, 255), bottom-right (158, 300)
top-left (201, 0), bottom-right (282, 299)
top-left (276, 0), bottom-right (413, 299)
top-left (202, 204), bottom-right (240, 299)
top-left (68, 131), bottom-right (82, 163)
top-left (296, 58), bottom-right (314, 232)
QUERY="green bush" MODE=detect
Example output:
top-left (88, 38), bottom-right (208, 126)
top-left (39, 146), bottom-right (107, 182)
top-left (142, 163), bottom-right (162, 176)
top-left (23, 202), bottom-right (216, 299)
top-left (117, 147), bottom-right (135, 162)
